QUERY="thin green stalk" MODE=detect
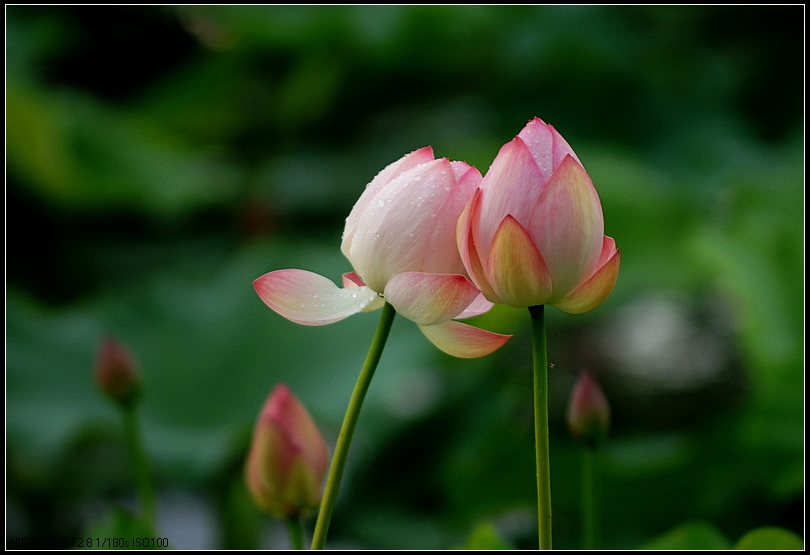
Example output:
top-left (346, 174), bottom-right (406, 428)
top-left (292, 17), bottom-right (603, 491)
top-left (582, 444), bottom-right (598, 550)
top-left (311, 302), bottom-right (397, 550)
top-left (122, 405), bottom-right (156, 528)
top-left (529, 305), bottom-right (552, 550)
top-left (287, 515), bottom-right (305, 550)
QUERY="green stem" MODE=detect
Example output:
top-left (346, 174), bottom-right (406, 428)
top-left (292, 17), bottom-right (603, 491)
top-left (287, 515), bottom-right (305, 550)
top-left (529, 305), bottom-right (552, 550)
top-left (582, 444), bottom-right (598, 550)
top-left (122, 405), bottom-right (156, 528)
top-left (311, 302), bottom-right (397, 550)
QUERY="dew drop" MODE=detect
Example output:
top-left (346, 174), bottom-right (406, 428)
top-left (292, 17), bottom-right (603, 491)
top-left (378, 199), bottom-right (385, 207)
top-left (351, 292), bottom-right (358, 298)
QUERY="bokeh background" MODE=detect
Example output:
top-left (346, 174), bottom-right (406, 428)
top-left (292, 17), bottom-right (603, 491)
top-left (6, 5), bottom-right (804, 550)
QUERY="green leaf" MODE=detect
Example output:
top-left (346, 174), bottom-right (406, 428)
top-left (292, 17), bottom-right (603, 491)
top-left (734, 527), bottom-right (803, 550)
top-left (642, 521), bottom-right (730, 550)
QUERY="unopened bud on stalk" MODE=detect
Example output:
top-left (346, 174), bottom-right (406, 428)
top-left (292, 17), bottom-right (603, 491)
top-left (567, 370), bottom-right (611, 446)
top-left (95, 335), bottom-right (141, 407)
top-left (245, 384), bottom-right (329, 518)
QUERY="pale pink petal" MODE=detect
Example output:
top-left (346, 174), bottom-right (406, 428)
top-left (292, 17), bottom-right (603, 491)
top-left (549, 123), bottom-right (582, 167)
top-left (517, 117), bottom-right (555, 182)
top-left (342, 272), bottom-right (366, 288)
top-left (487, 215), bottom-right (553, 307)
top-left (552, 238), bottom-right (620, 314)
top-left (341, 147), bottom-right (435, 261)
top-left (455, 293), bottom-right (494, 319)
top-left (528, 155), bottom-right (604, 300)
top-left (418, 321), bottom-right (511, 358)
top-left (348, 159), bottom-right (462, 291)
top-left (384, 272), bottom-right (481, 326)
top-left (254, 269), bottom-right (381, 326)
top-left (476, 137), bottom-right (544, 253)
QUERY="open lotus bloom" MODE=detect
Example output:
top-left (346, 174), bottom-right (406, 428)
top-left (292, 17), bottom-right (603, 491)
top-left (457, 118), bottom-right (620, 313)
top-left (255, 147), bottom-right (511, 358)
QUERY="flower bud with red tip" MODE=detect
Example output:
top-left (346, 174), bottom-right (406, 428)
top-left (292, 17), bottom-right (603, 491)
top-left (95, 335), bottom-right (141, 407)
top-left (567, 370), bottom-right (611, 446)
top-left (245, 384), bottom-right (329, 517)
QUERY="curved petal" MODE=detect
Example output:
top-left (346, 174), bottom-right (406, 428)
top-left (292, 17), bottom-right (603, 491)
top-left (254, 269), bottom-right (381, 326)
top-left (457, 188), bottom-right (498, 301)
top-left (552, 237), bottom-right (620, 314)
top-left (487, 215), bottom-right (553, 307)
top-left (385, 272), bottom-right (481, 326)
top-left (455, 293), bottom-right (494, 319)
top-left (419, 321), bottom-right (511, 358)
top-left (529, 155), bottom-right (604, 300)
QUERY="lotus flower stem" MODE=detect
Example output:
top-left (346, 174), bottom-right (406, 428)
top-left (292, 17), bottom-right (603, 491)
top-left (122, 404), bottom-right (155, 529)
top-left (286, 515), bottom-right (305, 550)
top-left (311, 302), bottom-right (397, 550)
top-left (529, 304), bottom-right (552, 549)
top-left (582, 444), bottom-right (598, 550)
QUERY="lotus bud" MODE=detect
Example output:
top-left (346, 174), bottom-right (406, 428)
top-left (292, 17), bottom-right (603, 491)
top-left (245, 384), bottom-right (329, 518)
top-left (567, 370), bottom-right (611, 446)
top-left (95, 335), bottom-right (141, 407)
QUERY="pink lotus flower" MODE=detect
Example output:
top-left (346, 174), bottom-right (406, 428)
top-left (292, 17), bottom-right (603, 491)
top-left (255, 147), bottom-right (510, 358)
top-left (245, 384), bottom-right (329, 517)
top-left (457, 118), bottom-right (620, 313)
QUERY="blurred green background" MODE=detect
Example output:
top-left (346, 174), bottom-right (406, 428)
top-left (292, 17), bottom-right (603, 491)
top-left (6, 5), bottom-right (803, 550)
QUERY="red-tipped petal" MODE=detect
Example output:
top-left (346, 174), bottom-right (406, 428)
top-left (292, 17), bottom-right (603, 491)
top-left (552, 238), bottom-right (620, 314)
top-left (529, 155), bottom-right (604, 299)
top-left (254, 269), bottom-right (380, 325)
top-left (418, 320), bottom-right (511, 358)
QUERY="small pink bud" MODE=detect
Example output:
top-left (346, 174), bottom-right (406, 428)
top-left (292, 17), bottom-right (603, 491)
top-left (245, 384), bottom-right (329, 517)
top-left (95, 336), bottom-right (141, 406)
top-left (567, 370), bottom-right (611, 445)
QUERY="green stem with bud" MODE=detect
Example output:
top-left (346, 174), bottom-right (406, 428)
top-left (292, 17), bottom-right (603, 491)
top-left (122, 404), bottom-right (156, 529)
top-left (311, 302), bottom-right (396, 550)
top-left (529, 304), bottom-right (552, 550)
top-left (287, 515), bottom-right (305, 550)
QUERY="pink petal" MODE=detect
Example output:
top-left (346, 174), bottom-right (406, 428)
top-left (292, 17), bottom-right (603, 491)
top-left (457, 189), bottom-right (498, 301)
top-left (517, 117), bottom-right (555, 182)
top-left (549, 123), bottom-right (582, 167)
top-left (418, 321), bottom-right (511, 358)
top-left (528, 155), bottom-right (604, 300)
top-left (552, 237), bottom-right (620, 314)
top-left (342, 272), bottom-right (366, 288)
top-left (384, 272), bottom-right (481, 326)
top-left (477, 137), bottom-right (544, 253)
top-left (341, 147), bottom-right (436, 262)
top-left (487, 215), bottom-right (553, 307)
top-left (254, 269), bottom-right (381, 326)
top-left (347, 158), bottom-right (464, 291)
top-left (455, 293), bottom-right (494, 319)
